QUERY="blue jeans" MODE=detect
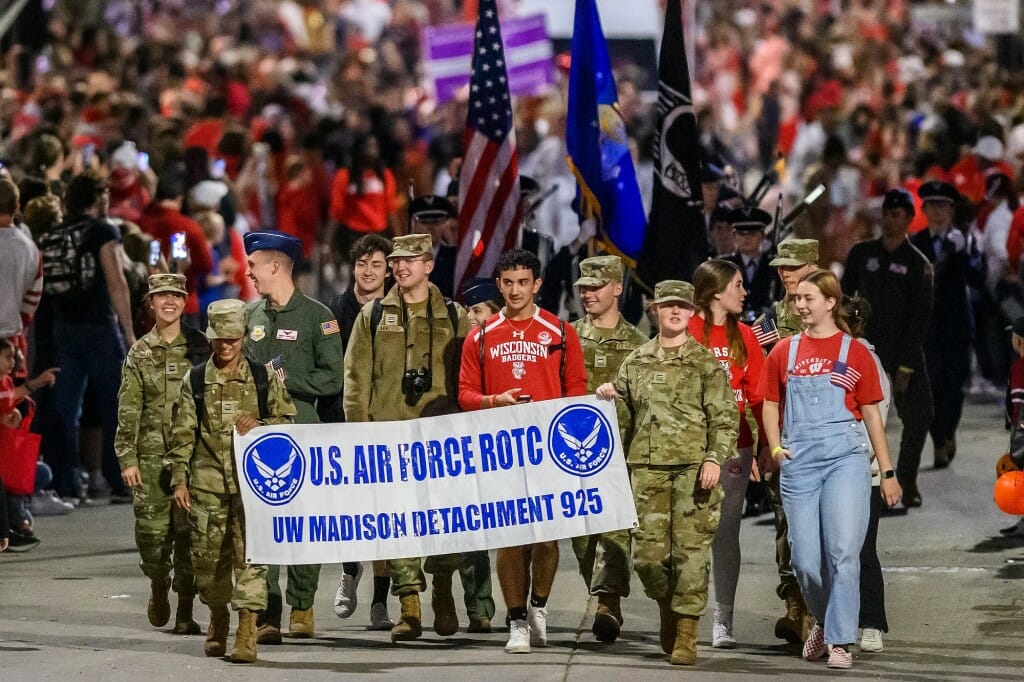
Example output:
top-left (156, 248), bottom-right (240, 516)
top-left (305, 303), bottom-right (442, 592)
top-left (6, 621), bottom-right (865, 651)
top-left (50, 321), bottom-right (126, 498)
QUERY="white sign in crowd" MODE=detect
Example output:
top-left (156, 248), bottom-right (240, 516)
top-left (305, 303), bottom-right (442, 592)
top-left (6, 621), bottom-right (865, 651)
top-left (234, 396), bottom-right (639, 565)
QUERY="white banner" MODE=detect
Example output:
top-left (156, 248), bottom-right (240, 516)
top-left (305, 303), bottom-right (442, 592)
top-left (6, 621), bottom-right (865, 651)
top-left (973, 0), bottom-right (1020, 34)
top-left (233, 396), bottom-right (638, 565)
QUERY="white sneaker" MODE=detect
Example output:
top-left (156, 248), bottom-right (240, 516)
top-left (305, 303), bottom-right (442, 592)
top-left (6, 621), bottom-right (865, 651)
top-left (334, 563), bottom-right (363, 618)
top-left (506, 619), bottom-right (531, 653)
top-left (30, 491), bottom-right (73, 516)
top-left (712, 615), bottom-right (736, 649)
top-left (369, 602), bottom-right (393, 630)
top-left (860, 627), bottom-right (884, 652)
top-left (527, 606), bottom-right (548, 647)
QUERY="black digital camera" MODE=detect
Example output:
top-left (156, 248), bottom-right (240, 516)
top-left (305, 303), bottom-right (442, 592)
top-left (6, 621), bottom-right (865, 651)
top-left (402, 368), bottom-right (432, 397)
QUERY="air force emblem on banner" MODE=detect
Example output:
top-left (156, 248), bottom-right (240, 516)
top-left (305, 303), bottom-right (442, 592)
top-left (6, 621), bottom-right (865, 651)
top-left (547, 404), bottom-right (614, 477)
top-left (242, 433), bottom-right (305, 506)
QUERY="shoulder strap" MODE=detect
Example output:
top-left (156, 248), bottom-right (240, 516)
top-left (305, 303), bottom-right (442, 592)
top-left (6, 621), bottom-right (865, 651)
top-left (445, 298), bottom-right (459, 333)
top-left (837, 333), bottom-right (853, 365)
top-left (189, 360), bottom-right (208, 439)
top-left (369, 298), bottom-right (384, 345)
top-left (559, 319), bottom-right (567, 391)
top-left (247, 358), bottom-right (270, 420)
top-left (477, 323), bottom-right (486, 394)
top-left (786, 333), bottom-right (801, 373)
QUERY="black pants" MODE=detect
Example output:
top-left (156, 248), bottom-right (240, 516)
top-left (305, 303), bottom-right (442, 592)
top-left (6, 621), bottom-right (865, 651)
top-left (890, 362), bottom-right (933, 488)
top-left (924, 344), bottom-right (970, 450)
top-left (859, 486), bottom-right (888, 631)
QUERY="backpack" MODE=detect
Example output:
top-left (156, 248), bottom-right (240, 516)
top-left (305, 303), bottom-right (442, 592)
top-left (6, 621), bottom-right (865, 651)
top-left (189, 359), bottom-right (270, 438)
top-left (38, 221), bottom-right (99, 298)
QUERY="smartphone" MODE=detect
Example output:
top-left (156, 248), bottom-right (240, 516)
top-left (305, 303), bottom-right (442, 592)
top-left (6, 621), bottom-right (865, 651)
top-left (171, 232), bottom-right (188, 260)
top-left (211, 158), bottom-right (226, 178)
top-left (516, 395), bottom-right (532, 403)
top-left (148, 240), bottom-right (161, 267)
top-left (137, 151), bottom-right (150, 173)
top-left (82, 143), bottom-right (95, 166)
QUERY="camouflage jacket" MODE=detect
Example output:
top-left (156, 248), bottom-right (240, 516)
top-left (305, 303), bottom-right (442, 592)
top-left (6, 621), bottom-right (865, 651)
top-left (775, 298), bottom-right (803, 339)
top-left (245, 290), bottom-right (344, 425)
top-left (573, 314), bottom-right (648, 429)
top-left (166, 358), bottom-right (296, 494)
top-left (344, 283), bottom-right (469, 422)
top-left (613, 337), bottom-right (738, 467)
top-left (115, 327), bottom-right (196, 472)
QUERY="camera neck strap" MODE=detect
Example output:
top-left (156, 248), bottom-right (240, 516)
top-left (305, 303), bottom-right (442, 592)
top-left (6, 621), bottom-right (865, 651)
top-left (400, 293), bottom-right (434, 383)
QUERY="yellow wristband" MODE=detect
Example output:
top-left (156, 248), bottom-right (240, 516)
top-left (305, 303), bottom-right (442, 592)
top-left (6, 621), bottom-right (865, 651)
top-left (771, 445), bottom-right (784, 457)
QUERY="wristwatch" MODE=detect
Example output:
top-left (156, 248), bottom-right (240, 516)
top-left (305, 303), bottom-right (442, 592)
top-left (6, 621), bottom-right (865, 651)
top-left (881, 469), bottom-right (896, 479)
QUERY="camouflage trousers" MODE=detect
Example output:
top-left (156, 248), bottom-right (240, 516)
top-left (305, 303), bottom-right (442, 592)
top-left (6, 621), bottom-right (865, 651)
top-left (631, 465), bottom-right (722, 617)
top-left (189, 488), bottom-right (268, 611)
top-left (766, 472), bottom-right (800, 600)
top-left (459, 551), bottom-right (495, 619)
top-left (132, 485), bottom-right (195, 595)
top-left (391, 553), bottom-right (463, 596)
top-left (570, 529), bottom-right (632, 597)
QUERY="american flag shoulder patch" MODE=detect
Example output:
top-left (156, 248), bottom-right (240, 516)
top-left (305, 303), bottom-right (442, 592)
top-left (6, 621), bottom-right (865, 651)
top-left (830, 360), bottom-right (862, 391)
top-left (321, 319), bottom-right (340, 336)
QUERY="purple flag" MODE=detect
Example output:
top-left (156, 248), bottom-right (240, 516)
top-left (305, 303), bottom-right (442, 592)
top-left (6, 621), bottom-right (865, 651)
top-left (423, 14), bottom-right (553, 104)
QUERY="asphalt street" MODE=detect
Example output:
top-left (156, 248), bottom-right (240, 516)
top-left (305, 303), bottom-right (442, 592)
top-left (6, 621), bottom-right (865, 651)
top-left (2, 399), bottom-right (1023, 681)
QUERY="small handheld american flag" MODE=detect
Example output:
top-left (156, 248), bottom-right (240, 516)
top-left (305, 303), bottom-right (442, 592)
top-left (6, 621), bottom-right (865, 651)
top-left (830, 360), bottom-right (862, 391)
top-left (266, 355), bottom-right (287, 383)
top-left (753, 315), bottom-right (780, 347)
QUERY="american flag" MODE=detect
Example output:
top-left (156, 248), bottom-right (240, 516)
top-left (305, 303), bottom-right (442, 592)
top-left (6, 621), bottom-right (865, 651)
top-left (753, 315), bottom-right (780, 347)
top-left (267, 355), bottom-right (287, 383)
top-left (454, 0), bottom-right (521, 293)
top-left (830, 360), bottom-right (862, 391)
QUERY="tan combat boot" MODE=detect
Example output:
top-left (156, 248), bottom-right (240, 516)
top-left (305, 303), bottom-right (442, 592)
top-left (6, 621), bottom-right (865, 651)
top-left (204, 605), bottom-right (230, 657)
top-left (657, 597), bottom-right (677, 654)
top-left (230, 609), bottom-right (258, 663)
top-left (431, 573), bottom-right (459, 636)
top-left (172, 594), bottom-right (202, 635)
top-left (774, 592), bottom-right (808, 644)
top-left (288, 607), bottom-right (314, 638)
top-left (592, 594), bottom-right (622, 643)
top-left (670, 615), bottom-right (699, 665)
top-left (147, 578), bottom-right (171, 627)
top-left (390, 593), bottom-right (423, 642)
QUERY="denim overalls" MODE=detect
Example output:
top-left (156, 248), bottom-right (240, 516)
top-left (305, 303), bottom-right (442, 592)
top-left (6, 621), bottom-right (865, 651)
top-left (779, 333), bottom-right (871, 645)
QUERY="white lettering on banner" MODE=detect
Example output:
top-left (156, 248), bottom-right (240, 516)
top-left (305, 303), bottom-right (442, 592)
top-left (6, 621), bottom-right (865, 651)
top-left (234, 396), bottom-right (638, 564)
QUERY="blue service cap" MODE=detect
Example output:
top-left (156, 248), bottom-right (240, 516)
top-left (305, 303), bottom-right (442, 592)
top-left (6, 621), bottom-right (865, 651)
top-left (459, 277), bottom-right (501, 307)
top-left (243, 231), bottom-right (304, 262)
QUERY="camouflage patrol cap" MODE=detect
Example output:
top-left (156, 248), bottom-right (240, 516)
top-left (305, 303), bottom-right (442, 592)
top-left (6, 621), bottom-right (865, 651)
top-left (769, 238), bottom-right (819, 267)
top-left (147, 273), bottom-right (187, 297)
top-left (388, 233), bottom-right (434, 260)
top-left (574, 255), bottom-right (623, 287)
top-left (651, 280), bottom-right (695, 307)
top-left (205, 299), bottom-right (247, 340)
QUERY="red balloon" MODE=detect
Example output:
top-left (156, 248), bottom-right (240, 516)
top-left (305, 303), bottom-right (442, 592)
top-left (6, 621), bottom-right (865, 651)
top-left (995, 471), bottom-right (1024, 515)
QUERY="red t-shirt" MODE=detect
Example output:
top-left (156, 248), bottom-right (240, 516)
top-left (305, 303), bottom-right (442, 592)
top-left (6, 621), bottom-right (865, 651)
top-left (329, 168), bottom-right (398, 233)
top-left (689, 316), bottom-right (766, 448)
top-left (0, 374), bottom-right (15, 416)
top-left (759, 331), bottom-right (883, 420)
top-left (458, 307), bottom-right (588, 410)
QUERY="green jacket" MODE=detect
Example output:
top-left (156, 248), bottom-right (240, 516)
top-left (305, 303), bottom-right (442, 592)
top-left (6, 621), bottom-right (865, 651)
top-left (115, 328), bottom-right (193, 484)
top-left (165, 359), bottom-right (296, 494)
top-left (344, 283), bottom-right (469, 422)
top-left (775, 298), bottom-right (803, 339)
top-left (573, 314), bottom-right (648, 429)
top-left (613, 337), bottom-right (738, 467)
top-left (245, 289), bottom-right (344, 424)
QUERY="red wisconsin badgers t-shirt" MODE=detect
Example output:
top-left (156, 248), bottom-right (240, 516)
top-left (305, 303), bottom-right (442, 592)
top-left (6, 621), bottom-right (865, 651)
top-left (459, 307), bottom-right (588, 410)
top-left (759, 331), bottom-right (883, 420)
top-left (689, 316), bottom-right (766, 448)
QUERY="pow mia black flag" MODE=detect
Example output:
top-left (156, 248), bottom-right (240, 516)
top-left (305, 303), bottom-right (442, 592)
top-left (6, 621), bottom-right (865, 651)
top-left (636, 0), bottom-right (707, 286)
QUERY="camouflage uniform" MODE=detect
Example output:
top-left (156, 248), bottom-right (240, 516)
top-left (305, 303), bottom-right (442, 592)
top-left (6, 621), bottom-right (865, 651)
top-left (614, 281), bottom-right (738, 617)
top-left (115, 274), bottom-right (208, 600)
top-left (344, 234), bottom-right (470, 596)
top-left (761, 239), bottom-right (817, 605)
top-left (571, 256), bottom-right (648, 598)
top-left (165, 300), bottom-right (297, 612)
